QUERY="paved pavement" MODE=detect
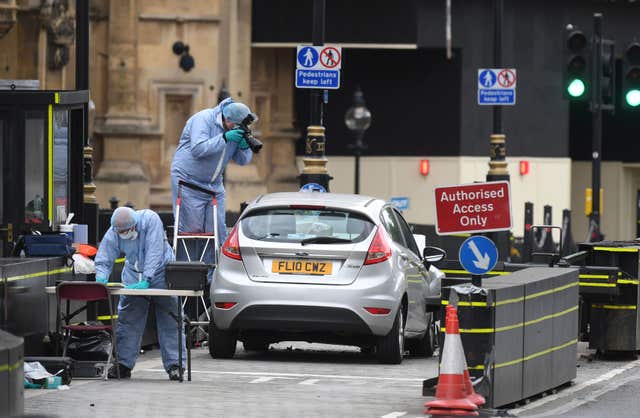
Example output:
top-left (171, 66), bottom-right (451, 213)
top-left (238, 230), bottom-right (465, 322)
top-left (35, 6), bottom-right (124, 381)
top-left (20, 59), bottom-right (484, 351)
top-left (23, 342), bottom-right (640, 418)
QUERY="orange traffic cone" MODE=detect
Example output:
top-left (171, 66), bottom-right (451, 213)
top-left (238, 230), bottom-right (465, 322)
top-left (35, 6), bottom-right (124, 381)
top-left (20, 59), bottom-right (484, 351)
top-left (460, 345), bottom-right (486, 407)
top-left (424, 305), bottom-right (479, 416)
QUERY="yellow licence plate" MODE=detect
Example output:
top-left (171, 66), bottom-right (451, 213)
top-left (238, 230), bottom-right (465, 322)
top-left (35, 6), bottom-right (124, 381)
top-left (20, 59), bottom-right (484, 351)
top-left (272, 259), bottom-right (332, 275)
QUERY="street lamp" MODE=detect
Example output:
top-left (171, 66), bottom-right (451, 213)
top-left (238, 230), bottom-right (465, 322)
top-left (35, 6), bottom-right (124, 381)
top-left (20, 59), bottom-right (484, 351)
top-left (345, 88), bottom-right (372, 194)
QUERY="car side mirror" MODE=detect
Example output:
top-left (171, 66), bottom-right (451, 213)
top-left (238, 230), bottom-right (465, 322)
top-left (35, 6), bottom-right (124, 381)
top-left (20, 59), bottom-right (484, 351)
top-left (423, 246), bottom-right (446, 266)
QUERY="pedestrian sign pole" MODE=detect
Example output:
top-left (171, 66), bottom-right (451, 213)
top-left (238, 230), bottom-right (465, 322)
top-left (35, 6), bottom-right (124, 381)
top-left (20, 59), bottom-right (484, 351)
top-left (297, 0), bottom-right (337, 192)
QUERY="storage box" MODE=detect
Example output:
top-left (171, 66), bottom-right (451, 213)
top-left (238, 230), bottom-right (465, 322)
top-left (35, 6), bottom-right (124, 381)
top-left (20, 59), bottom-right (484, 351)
top-left (24, 356), bottom-right (74, 385)
top-left (165, 262), bottom-right (210, 291)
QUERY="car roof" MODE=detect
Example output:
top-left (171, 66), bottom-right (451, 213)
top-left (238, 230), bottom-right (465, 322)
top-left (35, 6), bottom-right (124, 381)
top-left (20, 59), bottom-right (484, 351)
top-left (245, 192), bottom-right (386, 217)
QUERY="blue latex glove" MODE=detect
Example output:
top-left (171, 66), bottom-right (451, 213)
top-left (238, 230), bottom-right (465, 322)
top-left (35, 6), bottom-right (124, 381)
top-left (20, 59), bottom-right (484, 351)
top-left (125, 280), bottom-right (150, 290)
top-left (238, 137), bottom-right (249, 150)
top-left (224, 129), bottom-right (245, 143)
top-left (96, 277), bottom-right (108, 285)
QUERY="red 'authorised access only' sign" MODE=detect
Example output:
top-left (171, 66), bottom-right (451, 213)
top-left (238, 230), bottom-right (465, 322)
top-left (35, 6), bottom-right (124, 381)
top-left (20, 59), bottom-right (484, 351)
top-left (434, 181), bottom-right (512, 235)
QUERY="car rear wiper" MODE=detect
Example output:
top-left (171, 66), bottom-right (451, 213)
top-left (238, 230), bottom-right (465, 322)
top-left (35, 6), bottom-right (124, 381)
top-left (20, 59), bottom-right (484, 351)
top-left (300, 236), bottom-right (353, 246)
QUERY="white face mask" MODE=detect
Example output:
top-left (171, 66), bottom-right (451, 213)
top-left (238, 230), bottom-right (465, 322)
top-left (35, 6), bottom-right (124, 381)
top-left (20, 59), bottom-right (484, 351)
top-left (119, 229), bottom-right (138, 240)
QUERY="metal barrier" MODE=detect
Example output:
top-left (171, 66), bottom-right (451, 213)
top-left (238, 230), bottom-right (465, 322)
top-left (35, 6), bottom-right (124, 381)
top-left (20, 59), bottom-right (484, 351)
top-left (439, 267), bottom-right (579, 408)
top-left (0, 329), bottom-right (24, 416)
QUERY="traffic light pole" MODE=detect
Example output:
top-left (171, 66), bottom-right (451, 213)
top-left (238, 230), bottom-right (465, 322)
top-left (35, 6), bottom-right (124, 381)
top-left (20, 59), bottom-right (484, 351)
top-left (299, 0), bottom-right (333, 190)
top-left (486, 0), bottom-right (510, 262)
top-left (589, 13), bottom-right (604, 242)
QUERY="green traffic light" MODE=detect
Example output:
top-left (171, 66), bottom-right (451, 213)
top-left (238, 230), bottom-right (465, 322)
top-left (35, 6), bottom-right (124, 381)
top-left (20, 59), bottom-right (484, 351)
top-left (567, 79), bottom-right (586, 98)
top-left (625, 89), bottom-right (640, 107)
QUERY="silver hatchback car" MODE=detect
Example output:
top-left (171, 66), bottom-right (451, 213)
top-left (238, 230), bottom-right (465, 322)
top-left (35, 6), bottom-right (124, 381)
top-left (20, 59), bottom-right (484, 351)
top-left (209, 192), bottom-right (446, 364)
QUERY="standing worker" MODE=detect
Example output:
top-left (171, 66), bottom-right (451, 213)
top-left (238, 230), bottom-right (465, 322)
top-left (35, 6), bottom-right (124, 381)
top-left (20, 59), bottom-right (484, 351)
top-left (95, 206), bottom-right (185, 380)
top-left (170, 98), bottom-right (258, 268)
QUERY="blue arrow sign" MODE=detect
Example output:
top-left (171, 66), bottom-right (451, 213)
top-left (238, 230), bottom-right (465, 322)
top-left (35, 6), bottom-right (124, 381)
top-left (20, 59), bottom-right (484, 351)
top-left (459, 235), bottom-right (498, 275)
top-left (300, 183), bottom-right (327, 193)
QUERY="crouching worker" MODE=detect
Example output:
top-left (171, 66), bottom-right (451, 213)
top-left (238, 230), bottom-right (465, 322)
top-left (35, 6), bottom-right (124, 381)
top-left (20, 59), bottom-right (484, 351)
top-left (95, 206), bottom-right (186, 380)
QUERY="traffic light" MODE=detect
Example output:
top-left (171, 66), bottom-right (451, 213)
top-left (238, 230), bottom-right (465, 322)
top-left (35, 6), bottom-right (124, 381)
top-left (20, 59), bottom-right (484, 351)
top-left (599, 39), bottom-right (615, 108)
top-left (622, 42), bottom-right (640, 108)
top-left (563, 29), bottom-right (590, 100)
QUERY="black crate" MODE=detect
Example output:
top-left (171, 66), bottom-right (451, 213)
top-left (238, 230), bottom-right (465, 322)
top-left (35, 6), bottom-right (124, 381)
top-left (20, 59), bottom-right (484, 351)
top-left (24, 356), bottom-right (74, 385)
top-left (165, 262), bottom-right (209, 291)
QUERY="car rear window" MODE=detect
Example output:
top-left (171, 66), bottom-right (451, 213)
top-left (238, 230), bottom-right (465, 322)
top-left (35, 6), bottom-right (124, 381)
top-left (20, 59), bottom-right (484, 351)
top-left (241, 207), bottom-right (375, 243)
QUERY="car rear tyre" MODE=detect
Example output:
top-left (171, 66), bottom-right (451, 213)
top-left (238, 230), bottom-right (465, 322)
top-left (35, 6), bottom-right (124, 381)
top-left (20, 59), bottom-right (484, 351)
top-left (407, 313), bottom-right (436, 357)
top-left (208, 317), bottom-right (237, 359)
top-left (376, 309), bottom-right (404, 364)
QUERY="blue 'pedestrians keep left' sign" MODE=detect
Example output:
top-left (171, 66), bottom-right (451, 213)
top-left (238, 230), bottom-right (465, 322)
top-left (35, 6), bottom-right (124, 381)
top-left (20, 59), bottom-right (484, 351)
top-left (296, 69), bottom-right (340, 89)
top-left (459, 235), bottom-right (498, 275)
top-left (478, 68), bottom-right (516, 106)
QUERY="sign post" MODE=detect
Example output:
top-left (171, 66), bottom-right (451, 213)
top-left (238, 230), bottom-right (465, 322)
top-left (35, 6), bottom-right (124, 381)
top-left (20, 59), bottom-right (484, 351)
top-left (434, 181), bottom-right (512, 286)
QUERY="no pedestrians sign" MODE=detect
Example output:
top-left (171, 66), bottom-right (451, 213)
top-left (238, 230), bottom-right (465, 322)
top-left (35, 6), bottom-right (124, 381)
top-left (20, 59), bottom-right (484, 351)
top-left (434, 181), bottom-right (512, 235)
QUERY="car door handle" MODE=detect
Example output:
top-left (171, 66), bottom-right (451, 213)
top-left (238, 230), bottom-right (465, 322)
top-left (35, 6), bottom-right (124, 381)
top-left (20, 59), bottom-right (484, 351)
top-left (400, 253), bottom-right (409, 261)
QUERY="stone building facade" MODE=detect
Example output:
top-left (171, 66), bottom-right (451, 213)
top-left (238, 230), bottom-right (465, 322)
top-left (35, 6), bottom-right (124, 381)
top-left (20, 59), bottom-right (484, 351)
top-left (0, 0), bottom-right (299, 213)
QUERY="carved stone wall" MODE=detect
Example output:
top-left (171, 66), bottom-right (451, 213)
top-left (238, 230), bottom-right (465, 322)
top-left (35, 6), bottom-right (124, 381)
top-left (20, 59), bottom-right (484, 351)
top-left (1, 0), bottom-right (299, 213)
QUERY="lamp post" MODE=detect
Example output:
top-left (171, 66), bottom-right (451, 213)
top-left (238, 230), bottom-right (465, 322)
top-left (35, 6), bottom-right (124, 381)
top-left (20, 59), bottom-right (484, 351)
top-left (345, 88), bottom-right (371, 194)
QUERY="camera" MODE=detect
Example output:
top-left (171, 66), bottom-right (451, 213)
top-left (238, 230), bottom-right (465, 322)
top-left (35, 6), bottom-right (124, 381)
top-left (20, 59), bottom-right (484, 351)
top-left (237, 115), bottom-right (263, 154)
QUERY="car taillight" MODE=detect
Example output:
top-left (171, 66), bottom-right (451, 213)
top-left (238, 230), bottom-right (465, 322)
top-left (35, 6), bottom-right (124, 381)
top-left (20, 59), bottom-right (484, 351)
top-left (221, 224), bottom-right (241, 260)
top-left (214, 302), bottom-right (237, 309)
top-left (364, 307), bottom-right (391, 315)
top-left (364, 227), bottom-right (391, 265)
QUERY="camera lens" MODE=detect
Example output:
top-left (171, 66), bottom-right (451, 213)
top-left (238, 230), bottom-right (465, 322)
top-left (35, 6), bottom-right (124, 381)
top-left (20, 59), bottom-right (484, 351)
top-left (246, 137), bottom-right (263, 153)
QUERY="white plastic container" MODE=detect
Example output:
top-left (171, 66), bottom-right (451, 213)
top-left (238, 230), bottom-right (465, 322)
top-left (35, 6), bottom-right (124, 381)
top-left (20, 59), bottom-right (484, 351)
top-left (59, 224), bottom-right (74, 242)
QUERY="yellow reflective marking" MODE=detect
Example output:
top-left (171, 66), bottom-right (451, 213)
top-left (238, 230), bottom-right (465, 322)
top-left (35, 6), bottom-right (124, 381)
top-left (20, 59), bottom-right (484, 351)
top-left (579, 274), bottom-right (610, 280)
top-left (495, 296), bottom-right (525, 306)
top-left (439, 305), bottom-right (578, 334)
top-left (441, 300), bottom-right (488, 307)
top-left (97, 315), bottom-right (118, 320)
top-left (442, 283), bottom-right (577, 308)
top-left (618, 279), bottom-right (639, 285)
top-left (591, 304), bottom-right (637, 310)
top-left (467, 339), bottom-right (578, 370)
top-left (54, 92), bottom-right (60, 104)
top-left (441, 269), bottom-right (510, 276)
top-left (48, 104), bottom-right (53, 223)
top-left (407, 279), bottom-right (423, 284)
top-left (594, 246), bottom-right (638, 252)
top-left (526, 282), bottom-right (578, 300)
top-left (116, 258), bottom-right (125, 264)
top-left (0, 359), bottom-right (23, 373)
top-left (7, 267), bottom-right (73, 282)
top-left (580, 282), bottom-right (616, 287)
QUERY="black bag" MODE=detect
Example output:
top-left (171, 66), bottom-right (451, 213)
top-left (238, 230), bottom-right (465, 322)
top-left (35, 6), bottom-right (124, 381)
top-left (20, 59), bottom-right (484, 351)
top-left (165, 261), bottom-right (210, 290)
top-left (66, 327), bottom-right (112, 361)
top-left (22, 233), bottom-right (75, 257)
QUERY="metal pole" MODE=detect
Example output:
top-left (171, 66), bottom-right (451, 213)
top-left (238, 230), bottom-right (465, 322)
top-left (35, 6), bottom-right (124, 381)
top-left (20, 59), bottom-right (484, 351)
top-left (354, 132), bottom-right (363, 194)
top-left (486, 0), bottom-right (510, 263)
top-left (492, 0), bottom-right (503, 135)
top-left (590, 13), bottom-right (603, 242)
top-left (75, 0), bottom-right (99, 245)
top-left (354, 151), bottom-right (360, 194)
top-left (299, 0), bottom-right (332, 190)
top-left (310, 0), bottom-right (325, 126)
